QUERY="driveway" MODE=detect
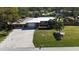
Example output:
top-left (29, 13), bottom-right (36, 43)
top-left (0, 28), bottom-right (35, 48)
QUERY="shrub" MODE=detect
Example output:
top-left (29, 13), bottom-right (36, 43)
top-left (48, 19), bottom-right (56, 29)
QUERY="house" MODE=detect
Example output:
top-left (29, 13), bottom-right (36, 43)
top-left (11, 17), bottom-right (55, 29)
top-left (25, 17), bottom-right (55, 28)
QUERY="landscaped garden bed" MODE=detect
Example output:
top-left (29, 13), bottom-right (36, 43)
top-left (0, 30), bottom-right (10, 43)
top-left (33, 26), bottom-right (79, 47)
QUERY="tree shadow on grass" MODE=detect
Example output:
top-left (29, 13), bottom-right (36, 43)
top-left (53, 32), bottom-right (62, 41)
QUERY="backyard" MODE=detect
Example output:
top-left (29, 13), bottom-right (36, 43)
top-left (33, 26), bottom-right (79, 47)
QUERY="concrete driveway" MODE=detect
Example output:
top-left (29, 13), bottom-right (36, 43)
top-left (0, 28), bottom-right (35, 48)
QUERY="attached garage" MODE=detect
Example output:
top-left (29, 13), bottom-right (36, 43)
top-left (27, 23), bottom-right (37, 28)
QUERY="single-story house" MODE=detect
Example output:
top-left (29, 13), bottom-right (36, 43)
top-left (25, 17), bottom-right (55, 28)
top-left (11, 17), bottom-right (55, 29)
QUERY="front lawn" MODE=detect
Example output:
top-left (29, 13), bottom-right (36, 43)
top-left (33, 26), bottom-right (79, 47)
top-left (0, 30), bottom-right (10, 43)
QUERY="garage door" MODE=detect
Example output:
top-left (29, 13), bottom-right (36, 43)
top-left (27, 23), bottom-right (36, 28)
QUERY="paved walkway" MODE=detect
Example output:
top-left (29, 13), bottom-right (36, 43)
top-left (0, 28), bottom-right (35, 48)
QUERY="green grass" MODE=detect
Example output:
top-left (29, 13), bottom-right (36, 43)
top-left (0, 30), bottom-right (10, 42)
top-left (33, 26), bottom-right (79, 47)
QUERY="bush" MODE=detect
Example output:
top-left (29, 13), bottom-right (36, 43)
top-left (48, 19), bottom-right (57, 29)
top-left (64, 17), bottom-right (75, 25)
top-left (0, 31), bottom-right (8, 37)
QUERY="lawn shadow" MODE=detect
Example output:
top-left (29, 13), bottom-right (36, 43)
top-left (53, 32), bottom-right (62, 41)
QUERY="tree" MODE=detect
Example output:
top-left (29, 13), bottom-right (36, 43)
top-left (0, 7), bottom-right (20, 30)
top-left (55, 16), bottom-right (64, 31)
top-left (48, 16), bottom-right (64, 31)
top-left (19, 7), bottom-right (30, 18)
top-left (52, 16), bottom-right (64, 40)
top-left (4, 8), bottom-right (20, 22)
